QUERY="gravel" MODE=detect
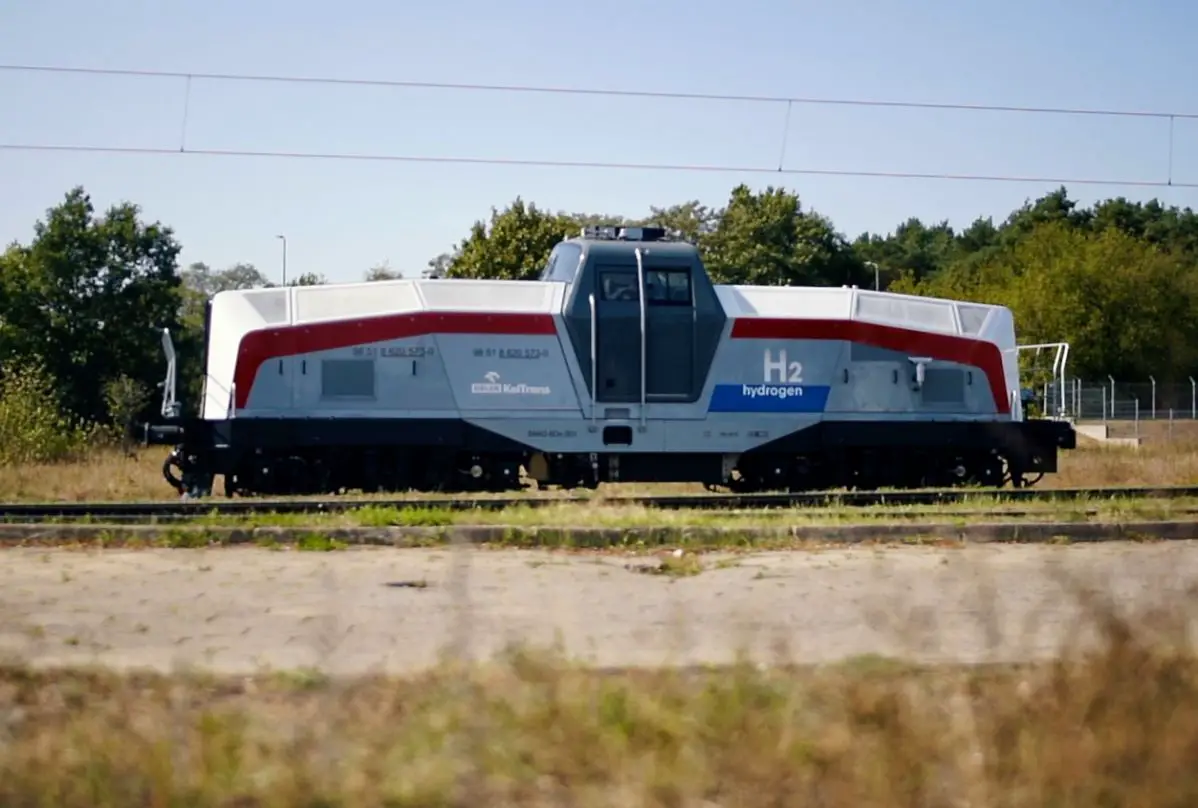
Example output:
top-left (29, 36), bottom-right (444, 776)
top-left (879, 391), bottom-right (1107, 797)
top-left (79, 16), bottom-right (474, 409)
top-left (2, 541), bottom-right (1196, 675)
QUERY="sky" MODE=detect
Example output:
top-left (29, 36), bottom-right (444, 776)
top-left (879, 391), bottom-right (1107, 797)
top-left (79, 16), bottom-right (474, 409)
top-left (2, 0), bottom-right (1197, 284)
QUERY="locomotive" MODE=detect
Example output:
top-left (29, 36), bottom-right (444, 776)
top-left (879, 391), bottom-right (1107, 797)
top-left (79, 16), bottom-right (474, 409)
top-left (143, 225), bottom-right (1076, 498)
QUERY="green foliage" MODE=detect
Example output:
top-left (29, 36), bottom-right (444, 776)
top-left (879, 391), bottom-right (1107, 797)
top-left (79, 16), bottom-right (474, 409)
top-left (1, 180), bottom-right (1196, 467)
top-left (434, 183), bottom-right (1198, 382)
top-left (443, 186), bottom-right (867, 288)
top-left (287, 272), bottom-right (327, 286)
top-left (700, 184), bottom-right (865, 286)
top-left (365, 261), bottom-right (401, 282)
top-left (896, 221), bottom-right (1198, 382)
top-left (445, 198), bottom-right (581, 280)
top-left (0, 187), bottom-right (183, 424)
top-left (0, 361), bottom-right (97, 465)
top-left (103, 375), bottom-right (151, 451)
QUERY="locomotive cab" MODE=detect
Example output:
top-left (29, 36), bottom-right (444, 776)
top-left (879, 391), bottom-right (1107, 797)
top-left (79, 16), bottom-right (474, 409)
top-left (547, 226), bottom-right (726, 410)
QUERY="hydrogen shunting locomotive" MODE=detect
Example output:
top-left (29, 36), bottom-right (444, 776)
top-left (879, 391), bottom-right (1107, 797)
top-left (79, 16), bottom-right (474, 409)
top-left (143, 225), bottom-right (1076, 498)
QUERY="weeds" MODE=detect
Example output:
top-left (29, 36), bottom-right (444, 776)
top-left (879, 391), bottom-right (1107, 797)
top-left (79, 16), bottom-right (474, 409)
top-left (0, 426), bottom-right (1195, 502)
top-left (295, 533), bottom-right (347, 552)
top-left (1, 581), bottom-right (1198, 805)
top-left (0, 361), bottom-right (100, 465)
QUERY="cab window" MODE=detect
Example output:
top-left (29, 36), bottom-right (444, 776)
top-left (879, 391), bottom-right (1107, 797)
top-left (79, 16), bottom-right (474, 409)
top-left (644, 269), bottom-right (691, 305)
top-left (600, 270), bottom-right (639, 302)
top-left (540, 243), bottom-right (582, 282)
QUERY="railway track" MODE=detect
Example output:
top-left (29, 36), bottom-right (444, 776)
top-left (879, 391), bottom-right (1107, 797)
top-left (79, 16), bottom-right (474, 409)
top-left (1, 485), bottom-right (1196, 524)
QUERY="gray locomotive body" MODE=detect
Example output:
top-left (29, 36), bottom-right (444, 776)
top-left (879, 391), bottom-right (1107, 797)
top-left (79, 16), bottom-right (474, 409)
top-left (145, 226), bottom-right (1075, 497)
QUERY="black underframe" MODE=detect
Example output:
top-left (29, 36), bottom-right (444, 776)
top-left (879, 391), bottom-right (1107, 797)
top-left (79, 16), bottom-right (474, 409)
top-left (146, 416), bottom-right (1077, 497)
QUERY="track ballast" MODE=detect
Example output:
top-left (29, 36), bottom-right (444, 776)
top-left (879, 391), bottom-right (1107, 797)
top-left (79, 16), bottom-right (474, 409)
top-left (1, 485), bottom-right (1196, 524)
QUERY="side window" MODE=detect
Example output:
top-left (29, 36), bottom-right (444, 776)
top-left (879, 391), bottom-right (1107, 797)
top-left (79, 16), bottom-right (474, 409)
top-left (644, 269), bottom-right (691, 305)
top-left (600, 269), bottom-right (639, 302)
top-left (321, 359), bottom-right (375, 400)
top-left (542, 243), bottom-right (582, 282)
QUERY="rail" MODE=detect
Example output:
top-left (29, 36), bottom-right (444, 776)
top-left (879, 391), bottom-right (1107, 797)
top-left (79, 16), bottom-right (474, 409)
top-left (1, 485), bottom-right (1196, 524)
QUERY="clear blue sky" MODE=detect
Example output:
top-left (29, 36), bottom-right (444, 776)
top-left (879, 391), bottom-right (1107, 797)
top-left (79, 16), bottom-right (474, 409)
top-left (2, 0), bottom-right (1196, 284)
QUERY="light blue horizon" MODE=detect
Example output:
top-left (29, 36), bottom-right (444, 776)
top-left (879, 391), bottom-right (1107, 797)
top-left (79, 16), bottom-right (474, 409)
top-left (2, 0), bottom-right (1195, 283)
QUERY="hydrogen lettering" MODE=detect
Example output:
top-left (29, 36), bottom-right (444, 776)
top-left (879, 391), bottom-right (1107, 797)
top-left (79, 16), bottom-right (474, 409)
top-left (742, 383), bottom-right (804, 399)
top-left (763, 349), bottom-right (803, 383)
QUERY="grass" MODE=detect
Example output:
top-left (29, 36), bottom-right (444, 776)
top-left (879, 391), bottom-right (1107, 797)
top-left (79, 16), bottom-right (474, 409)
top-left (2, 579), bottom-right (1198, 805)
top-left (50, 494), bottom-right (1198, 531)
top-left (0, 425), bottom-right (1195, 503)
top-left (4, 495), bottom-right (1196, 556)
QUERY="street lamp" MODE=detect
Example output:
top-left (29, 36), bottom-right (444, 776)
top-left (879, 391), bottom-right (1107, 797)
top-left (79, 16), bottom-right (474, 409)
top-left (864, 261), bottom-right (880, 291)
top-left (275, 234), bottom-right (287, 287)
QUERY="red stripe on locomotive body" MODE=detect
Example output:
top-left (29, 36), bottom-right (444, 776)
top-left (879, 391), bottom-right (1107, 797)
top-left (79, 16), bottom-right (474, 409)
top-left (233, 311), bottom-right (558, 409)
top-left (730, 317), bottom-right (1011, 415)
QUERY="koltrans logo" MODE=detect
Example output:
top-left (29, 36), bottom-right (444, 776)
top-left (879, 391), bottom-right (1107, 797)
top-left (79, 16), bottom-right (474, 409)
top-left (707, 348), bottom-right (831, 413)
top-left (470, 371), bottom-right (551, 396)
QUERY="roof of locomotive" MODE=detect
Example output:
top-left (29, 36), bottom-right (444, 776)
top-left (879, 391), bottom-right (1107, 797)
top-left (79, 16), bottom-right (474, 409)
top-left (563, 235), bottom-right (703, 262)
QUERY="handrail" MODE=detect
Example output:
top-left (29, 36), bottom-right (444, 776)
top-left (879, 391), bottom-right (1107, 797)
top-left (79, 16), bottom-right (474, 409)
top-left (1014, 341), bottom-right (1070, 417)
top-left (158, 328), bottom-right (180, 419)
top-left (635, 247), bottom-right (647, 428)
top-left (588, 291), bottom-right (598, 426)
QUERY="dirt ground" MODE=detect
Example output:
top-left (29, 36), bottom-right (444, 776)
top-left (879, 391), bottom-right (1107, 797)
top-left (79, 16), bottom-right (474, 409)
top-left (2, 542), bottom-right (1197, 675)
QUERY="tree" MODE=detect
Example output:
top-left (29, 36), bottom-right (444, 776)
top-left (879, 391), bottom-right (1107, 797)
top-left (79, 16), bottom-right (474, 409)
top-left (365, 261), bottom-right (401, 282)
top-left (0, 187), bottom-right (183, 425)
top-left (445, 198), bottom-right (579, 280)
top-left (177, 260), bottom-right (271, 333)
top-left (646, 200), bottom-right (719, 242)
top-left (424, 252), bottom-right (452, 279)
top-left (700, 184), bottom-right (865, 287)
top-left (998, 186), bottom-right (1092, 245)
top-left (287, 272), bottom-right (327, 286)
top-left (894, 221), bottom-right (1198, 381)
top-left (181, 261), bottom-right (271, 297)
top-left (853, 217), bottom-right (959, 288)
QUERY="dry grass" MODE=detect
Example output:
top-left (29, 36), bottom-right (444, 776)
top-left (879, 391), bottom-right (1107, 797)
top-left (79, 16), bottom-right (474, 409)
top-left (1062, 421), bottom-right (1198, 487)
top-left (0, 425), bottom-right (1195, 503)
top-left (180, 495), bottom-right (1198, 530)
top-left (2, 576), bottom-right (1198, 806)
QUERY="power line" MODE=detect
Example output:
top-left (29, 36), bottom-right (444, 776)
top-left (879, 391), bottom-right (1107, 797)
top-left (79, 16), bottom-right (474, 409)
top-left (2, 62), bottom-right (1196, 121)
top-left (2, 141), bottom-right (1194, 189)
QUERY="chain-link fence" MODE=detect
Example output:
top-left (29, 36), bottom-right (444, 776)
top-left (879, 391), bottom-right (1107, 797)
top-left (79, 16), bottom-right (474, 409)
top-left (1035, 378), bottom-right (1198, 421)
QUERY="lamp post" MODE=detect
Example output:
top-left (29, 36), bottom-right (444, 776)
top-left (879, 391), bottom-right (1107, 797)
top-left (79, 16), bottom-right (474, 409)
top-left (864, 261), bottom-right (880, 291)
top-left (275, 234), bottom-right (287, 287)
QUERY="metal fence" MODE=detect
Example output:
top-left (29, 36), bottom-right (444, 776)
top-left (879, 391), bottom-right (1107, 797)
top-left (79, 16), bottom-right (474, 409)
top-left (1038, 378), bottom-right (1198, 421)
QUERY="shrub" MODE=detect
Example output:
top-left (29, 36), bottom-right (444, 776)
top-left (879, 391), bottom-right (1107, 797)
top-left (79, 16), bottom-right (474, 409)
top-left (0, 361), bottom-right (99, 464)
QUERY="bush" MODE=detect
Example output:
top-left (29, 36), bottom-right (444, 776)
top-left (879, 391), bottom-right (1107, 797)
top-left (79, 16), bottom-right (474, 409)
top-left (0, 361), bottom-right (99, 464)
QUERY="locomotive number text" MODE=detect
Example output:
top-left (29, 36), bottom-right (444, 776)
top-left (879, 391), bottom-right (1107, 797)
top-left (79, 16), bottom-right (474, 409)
top-left (763, 349), bottom-right (803, 383)
top-left (473, 347), bottom-right (551, 360)
top-left (353, 346), bottom-right (430, 358)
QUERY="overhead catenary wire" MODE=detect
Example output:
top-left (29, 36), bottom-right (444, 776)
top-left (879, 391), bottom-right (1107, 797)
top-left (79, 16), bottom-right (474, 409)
top-left (3, 62), bottom-right (1198, 121)
top-left (1, 142), bottom-right (1195, 189)
top-left (0, 62), bottom-right (1193, 189)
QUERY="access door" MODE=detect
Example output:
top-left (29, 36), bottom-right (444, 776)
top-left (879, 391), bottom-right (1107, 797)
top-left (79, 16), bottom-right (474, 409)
top-left (592, 258), bottom-right (696, 405)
